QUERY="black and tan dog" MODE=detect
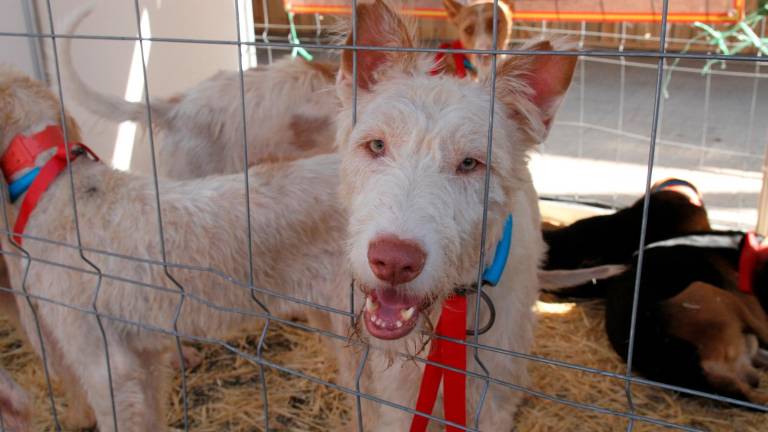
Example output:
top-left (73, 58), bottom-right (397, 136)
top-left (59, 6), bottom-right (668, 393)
top-left (544, 178), bottom-right (710, 272)
top-left (544, 179), bottom-right (768, 405)
top-left (604, 230), bottom-right (768, 405)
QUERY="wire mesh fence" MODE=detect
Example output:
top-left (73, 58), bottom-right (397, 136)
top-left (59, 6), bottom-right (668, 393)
top-left (0, 0), bottom-right (768, 431)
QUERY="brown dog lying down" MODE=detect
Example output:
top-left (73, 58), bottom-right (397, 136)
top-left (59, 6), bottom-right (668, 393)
top-left (604, 231), bottom-right (768, 406)
top-left (59, 5), bottom-right (338, 179)
top-left (544, 178), bottom-right (710, 273)
top-left (540, 178), bottom-right (710, 294)
top-left (545, 180), bottom-right (768, 406)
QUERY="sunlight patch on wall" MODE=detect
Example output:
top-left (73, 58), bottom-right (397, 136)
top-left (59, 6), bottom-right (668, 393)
top-left (112, 8), bottom-right (151, 171)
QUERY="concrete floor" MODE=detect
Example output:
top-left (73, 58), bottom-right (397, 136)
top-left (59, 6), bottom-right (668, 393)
top-left (537, 56), bottom-right (768, 229)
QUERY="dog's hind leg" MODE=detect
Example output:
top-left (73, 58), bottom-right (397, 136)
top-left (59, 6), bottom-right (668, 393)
top-left (754, 349), bottom-right (768, 369)
top-left (701, 359), bottom-right (768, 405)
top-left (54, 320), bottom-right (164, 432)
top-left (736, 299), bottom-right (768, 346)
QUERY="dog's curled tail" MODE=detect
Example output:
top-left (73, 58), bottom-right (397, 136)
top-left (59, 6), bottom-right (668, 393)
top-left (57, 2), bottom-right (173, 126)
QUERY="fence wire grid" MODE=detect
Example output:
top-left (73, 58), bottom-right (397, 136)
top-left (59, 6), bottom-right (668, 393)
top-left (1, 0), bottom-right (768, 431)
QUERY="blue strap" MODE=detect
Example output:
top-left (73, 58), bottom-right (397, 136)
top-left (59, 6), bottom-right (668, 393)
top-left (8, 168), bottom-right (40, 203)
top-left (463, 57), bottom-right (475, 72)
top-left (482, 214), bottom-right (513, 286)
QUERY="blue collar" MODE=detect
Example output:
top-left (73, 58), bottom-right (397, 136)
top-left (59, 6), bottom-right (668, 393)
top-left (482, 214), bottom-right (513, 286)
top-left (8, 167), bottom-right (40, 203)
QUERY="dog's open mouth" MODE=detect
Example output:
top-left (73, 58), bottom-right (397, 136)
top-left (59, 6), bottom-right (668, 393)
top-left (363, 287), bottom-right (428, 340)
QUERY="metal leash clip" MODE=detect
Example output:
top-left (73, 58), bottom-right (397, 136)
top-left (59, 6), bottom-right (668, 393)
top-left (453, 284), bottom-right (496, 336)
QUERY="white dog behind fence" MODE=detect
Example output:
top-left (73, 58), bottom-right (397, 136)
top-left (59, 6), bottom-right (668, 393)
top-left (58, 4), bottom-right (339, 179)
top-left (0, 1), bottom-right (577, 431)
top-left (0, 63), bottom-right (345, 430)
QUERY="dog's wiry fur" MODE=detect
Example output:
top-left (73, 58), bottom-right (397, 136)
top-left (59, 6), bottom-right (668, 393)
top-left (59, 5), bottom-right (338, 179)
top-left (325, 2), bottom-right (574, 429)
top-left (0, 368), bottom-right (30, 432)
top-left (2, 1), bottom-right (575, 428)
top-left (0, 64), bottom-right (344, 431)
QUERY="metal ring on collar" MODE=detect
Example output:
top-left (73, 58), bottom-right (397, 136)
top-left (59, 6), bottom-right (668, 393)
top-left (454, 285), bottom-right (496, 336)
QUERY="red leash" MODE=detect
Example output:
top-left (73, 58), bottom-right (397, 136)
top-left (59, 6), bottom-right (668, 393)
top-left (2, 126), bottom-right (98, 246)
top-left (738, 232), bottom-right (768, 295)
top-left (410, 294), bottom-right (467, 432)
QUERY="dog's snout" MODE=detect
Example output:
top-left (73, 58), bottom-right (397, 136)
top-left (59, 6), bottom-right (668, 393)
top-left (367, 235), bottom-right (426, 285)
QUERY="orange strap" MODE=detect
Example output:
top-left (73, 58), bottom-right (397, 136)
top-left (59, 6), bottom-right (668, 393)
top-left (11, 139), bottom-right (98, 246)
top-left (1, 126), bottom-right (64, 183)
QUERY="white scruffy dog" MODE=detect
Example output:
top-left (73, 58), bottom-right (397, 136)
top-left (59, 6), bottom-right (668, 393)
top-left (0, 0), bottom-right (574, 429)
top-left (323, 1), bottom-right (576, 429)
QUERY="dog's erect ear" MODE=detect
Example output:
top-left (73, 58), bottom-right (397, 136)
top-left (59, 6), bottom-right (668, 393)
top-left (443, 0), bottom-right (463, 22)
top-left (494, 40), bottom-right (577, 141)
top-left (338, 0), bottom-right (417, 100)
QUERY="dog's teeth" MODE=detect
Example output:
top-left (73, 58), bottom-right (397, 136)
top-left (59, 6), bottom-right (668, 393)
top-left (365, 296), bottom-right (378, 312)
top-left (400, 307), bottom-right (415, 321)
top-left (396, 320), bottom-right (403, 328)
top-left (370, 314), bottom-right (376, 323)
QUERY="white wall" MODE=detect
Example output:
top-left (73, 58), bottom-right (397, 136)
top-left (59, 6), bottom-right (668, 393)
top-left (0, 0), bottom-right (43, 79)
top-left (32, 0), bottom-right (249, 173)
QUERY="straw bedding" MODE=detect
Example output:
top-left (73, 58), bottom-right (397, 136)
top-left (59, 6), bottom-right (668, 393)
top-left (3, 295), bottom-right (765, 431)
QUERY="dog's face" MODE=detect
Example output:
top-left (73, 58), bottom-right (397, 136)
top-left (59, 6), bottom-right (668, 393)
top-left (0, 66), bottom-right (81, 152)
top-left (335, 0), bottom-right (575, 351)
top-left (443, 0), bottom-right (512, 76)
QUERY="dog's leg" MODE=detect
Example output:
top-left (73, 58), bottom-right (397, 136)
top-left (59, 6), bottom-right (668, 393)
top-left (736, 300), bottom-right (768, 346)
top-left (470, 350), bottom-right (527, 431)
top-left (701, 359), bottom-right (768, 405)
top-left (55, 355), bottom-right (97, 429)
top-left (330, 337), bottom-right (416, 431)
top-left (0, 368), bottom-right (31, 432)
top-left (140, 350), bottom-right (172, 427)
top-left (54, 322), bottom-right (164, 432)
top-left (359, 354), bottom-right (421, 432)
top-left (754, 348), bottom-right (768, 369)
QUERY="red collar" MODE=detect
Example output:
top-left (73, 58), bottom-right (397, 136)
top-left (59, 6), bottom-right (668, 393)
top-left (3, 126), bottom-right (98, 246)
top-left (430, 40), bottom-right (471, 79)
top-left (1, 125), bottom-right (64, 183)
top-left (738, 232), bottom-right (768, 295)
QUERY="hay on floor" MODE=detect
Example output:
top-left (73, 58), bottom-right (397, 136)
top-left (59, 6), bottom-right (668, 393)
top-left (3, 297), bottom-right (766, 431)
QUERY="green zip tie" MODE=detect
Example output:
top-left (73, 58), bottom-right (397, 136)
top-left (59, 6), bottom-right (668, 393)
top-left (287, 11), bottom-right (313, 61)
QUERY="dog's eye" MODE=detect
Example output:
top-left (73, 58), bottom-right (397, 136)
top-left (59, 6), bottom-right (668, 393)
top-left (367, 139), bottom-right (386, 157)
top-left (457, 157), bottom-right (481, 173)
top-left (464, 24), bottom-right (475, 36)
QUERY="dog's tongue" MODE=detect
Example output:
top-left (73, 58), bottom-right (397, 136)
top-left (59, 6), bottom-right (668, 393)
top-left (375, 287), bottom-right (418, 321)
top-left (364, 287), bottom-right (421, 340)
